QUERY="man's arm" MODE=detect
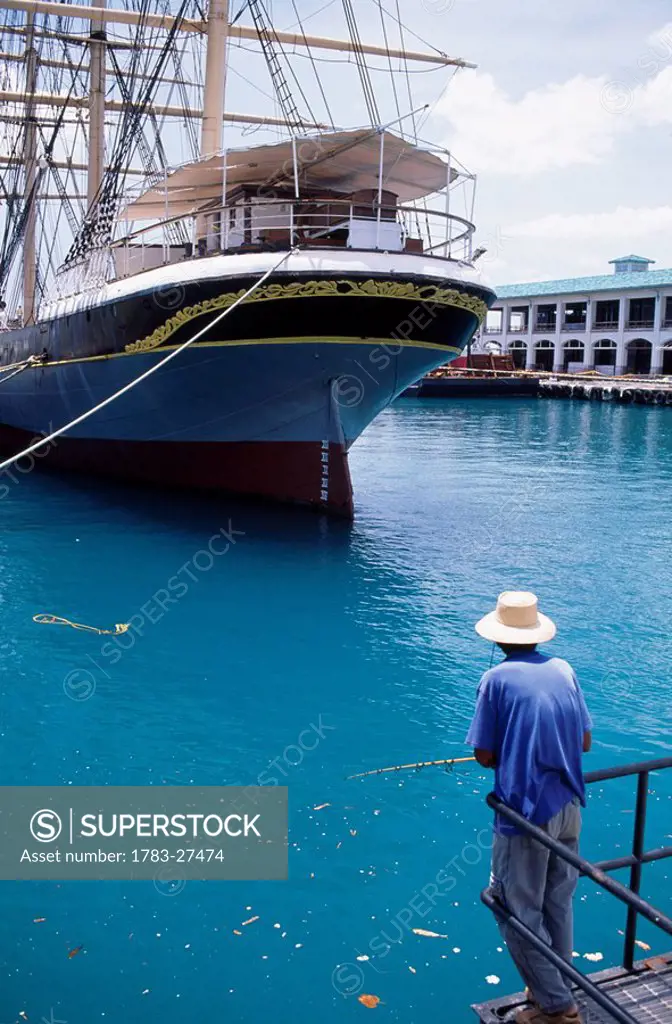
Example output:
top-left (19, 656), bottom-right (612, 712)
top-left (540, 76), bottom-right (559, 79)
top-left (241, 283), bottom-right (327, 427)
top-left (466, 676), bottom-right (498, 768)
top-left (474, 747), bottom-right (497, 769)
top-left (583, 730), bottom-right (592, 753)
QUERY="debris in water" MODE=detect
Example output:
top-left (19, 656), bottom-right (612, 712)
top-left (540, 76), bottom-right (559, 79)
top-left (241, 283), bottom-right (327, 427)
top-left (19, 1012), bottom-right (28, 1021)
top-left (313, 803), bottom-right (330, 811)
top-left (635, 940), bottom-right (651, 951)
top-left (273, 923), bottom-right (281, 929)
top-left (67, 945), bottom-right (84, 959)
top-left (242, 916), bottom-right (259, 927)
top-left (583, 953), bottom-right (603, 962)
top-left (412, 928), bottom-right (448, 939)
top-left (485, 975), bottom-right (500, 985)
top-left (357, 955), bottom-right (370, 962)
top-left (452, 947), bottom-right (461, 954)
top-left (33, 918), bottom-right (46, 924)
top-left (141, 989), bottom-right (150, 995)
top-left (350, 829), bottom-right (357, 837)
top-left (233, 930), bottom-right (242, 936)
top-left (408, 966), bottom-right (416, 974)
top-left (358, 994), bottom-right (381, 1009)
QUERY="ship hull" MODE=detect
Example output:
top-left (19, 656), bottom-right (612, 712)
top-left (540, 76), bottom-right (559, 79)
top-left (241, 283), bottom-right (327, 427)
top-left (0, 251), bottom-right (495, 515)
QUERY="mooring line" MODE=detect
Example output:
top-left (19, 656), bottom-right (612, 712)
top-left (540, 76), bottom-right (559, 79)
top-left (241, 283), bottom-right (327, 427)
top-left (0, 354), bottom-right (45, 384)
top-left (0, 248), bottom-right (298, 475)
top-left (33, 613), bottom-right (130, 636)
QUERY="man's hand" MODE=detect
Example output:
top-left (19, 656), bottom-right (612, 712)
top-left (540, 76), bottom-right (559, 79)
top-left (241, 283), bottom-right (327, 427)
top-left (474, 748), bottom-right (497, 769)
top-left (583, 731), bottom-right (592, 753)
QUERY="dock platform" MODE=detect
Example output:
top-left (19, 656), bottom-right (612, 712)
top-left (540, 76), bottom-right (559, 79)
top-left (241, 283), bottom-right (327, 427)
top-left (539, 378), bottom-right (672, 404)
top-left (473, 952), bottom-right (672, 1024)
top-left (471, 758), bottom-right (672, 1024)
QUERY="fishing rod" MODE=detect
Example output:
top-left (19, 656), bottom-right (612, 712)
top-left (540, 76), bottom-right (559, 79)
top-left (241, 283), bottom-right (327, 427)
top-left (348, 649), bottom-right (495, 781)
top-left (347, 755), bottom-right (476, 780)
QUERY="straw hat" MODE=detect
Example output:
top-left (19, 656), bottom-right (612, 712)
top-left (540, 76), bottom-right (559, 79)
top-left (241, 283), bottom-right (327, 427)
top-left (475, 591), bottom-right (556, 645)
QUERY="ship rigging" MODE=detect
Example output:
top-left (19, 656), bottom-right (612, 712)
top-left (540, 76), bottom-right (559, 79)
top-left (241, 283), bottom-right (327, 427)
top-left (0, 0), bottom-right (495, 516)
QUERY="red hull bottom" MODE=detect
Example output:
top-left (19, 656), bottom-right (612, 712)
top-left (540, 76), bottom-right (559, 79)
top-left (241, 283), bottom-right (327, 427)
top-left (0, 426), bottom-right (354, 518)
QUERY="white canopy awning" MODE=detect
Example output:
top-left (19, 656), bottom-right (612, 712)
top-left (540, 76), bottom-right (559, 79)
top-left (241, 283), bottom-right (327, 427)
top-left (120, 129), bottom-right (454, 221)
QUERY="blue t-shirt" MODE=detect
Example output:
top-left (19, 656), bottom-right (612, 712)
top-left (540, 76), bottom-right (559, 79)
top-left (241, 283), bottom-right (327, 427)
top-left (466, 652), bottom-right (593, 835)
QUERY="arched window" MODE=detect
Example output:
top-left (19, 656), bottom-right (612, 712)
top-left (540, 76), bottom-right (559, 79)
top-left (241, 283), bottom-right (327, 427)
top-left (563, 339), bottom-right (585, 372)
top-left (661, 341), bottom-right (672, 376)
top-left (593, 338), bottom-right (617, 369)
top-left (534, 338), bottom-right (555, 371)
top-left (626, 338), bottom-right (652, 375)
top-left (507, 339), bottom-right (527, 369)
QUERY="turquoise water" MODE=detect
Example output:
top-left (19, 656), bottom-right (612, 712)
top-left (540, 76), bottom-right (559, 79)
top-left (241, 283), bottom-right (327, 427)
top-left (1, 397), bottom-right (671, 1024)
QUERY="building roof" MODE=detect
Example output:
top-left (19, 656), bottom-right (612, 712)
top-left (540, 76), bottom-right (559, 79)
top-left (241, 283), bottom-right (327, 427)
top-left (496, 267), bottom-right (672, 301)
top-left (608, 254), bottom-right (655, 264)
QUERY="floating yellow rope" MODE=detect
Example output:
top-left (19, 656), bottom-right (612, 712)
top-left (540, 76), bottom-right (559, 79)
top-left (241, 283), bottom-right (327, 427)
top-left (33, 614), bottom-right (130, 636)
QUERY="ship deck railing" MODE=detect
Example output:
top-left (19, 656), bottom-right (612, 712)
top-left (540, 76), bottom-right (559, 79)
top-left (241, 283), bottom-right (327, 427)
top-left (51, 197), bottom-right (476, 299)
top-left (473, 756), bottom-right (672, 1024)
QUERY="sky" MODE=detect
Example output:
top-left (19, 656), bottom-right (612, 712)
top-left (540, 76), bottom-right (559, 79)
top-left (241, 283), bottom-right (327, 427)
top-left (5, 0), bottom-right (672, 294)
top-left (241, 0), bottom-right (672, 286)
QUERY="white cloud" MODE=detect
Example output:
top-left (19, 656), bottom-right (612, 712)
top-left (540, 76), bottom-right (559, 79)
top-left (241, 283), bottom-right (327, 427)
top-left (430, 34), bottom-right (672, 179)
top-left (507, 205), bottom-right (672, 242)
top-left (432, 71), bottom-right (626, 175)
top-left (633, 65), bottom-right (672, 125)
top-left (478, 205), bottom-right (672, 285)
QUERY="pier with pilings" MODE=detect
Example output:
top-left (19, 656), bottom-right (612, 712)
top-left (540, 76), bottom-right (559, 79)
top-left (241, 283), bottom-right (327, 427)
top-left (539, 376), bottom-right (672, 405)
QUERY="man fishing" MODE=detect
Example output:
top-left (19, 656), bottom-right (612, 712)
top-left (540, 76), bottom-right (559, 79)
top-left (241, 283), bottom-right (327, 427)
top-left (466, 591), bottom-right (592, 1024)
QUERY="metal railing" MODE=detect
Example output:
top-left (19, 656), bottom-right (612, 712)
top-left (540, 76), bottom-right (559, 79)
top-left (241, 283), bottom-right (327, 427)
top-left (534, 323), bottom-right (557, 332)
top-left (625, 320), bottom-right (655, 330)
top-left (47, 198), bottom-right (477, 303)
top-left (592, 321), bottom-right (619, 331)
top-left (561, 323), bottom-right (586, 331)
top-left (481, 757), bottom-right (672, 1024)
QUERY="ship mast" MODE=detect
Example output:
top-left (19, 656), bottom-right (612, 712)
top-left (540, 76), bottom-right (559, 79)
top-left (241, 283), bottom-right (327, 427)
top-left (200, 0), bottom-right (229, 160)
top-left (87, 0), bottom-right (106, 209)
top-left (0, 1), bottom-right (476, 68)
top-left (22, 11), bottom-right (38, 325)
top-left (0, 0), bottom-right (476, 316)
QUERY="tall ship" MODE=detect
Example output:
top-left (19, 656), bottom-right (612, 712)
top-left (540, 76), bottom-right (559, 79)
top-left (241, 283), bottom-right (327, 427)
top-left (0, 0), bottom-right (495, 517)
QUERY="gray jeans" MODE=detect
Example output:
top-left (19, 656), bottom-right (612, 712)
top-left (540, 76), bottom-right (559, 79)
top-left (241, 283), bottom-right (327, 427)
top-left (489, 798), bottom-right (581, 1014)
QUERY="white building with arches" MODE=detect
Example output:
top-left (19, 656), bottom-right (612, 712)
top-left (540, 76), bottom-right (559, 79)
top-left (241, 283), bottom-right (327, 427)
top-left (478, 255), bottom-right (672, 376)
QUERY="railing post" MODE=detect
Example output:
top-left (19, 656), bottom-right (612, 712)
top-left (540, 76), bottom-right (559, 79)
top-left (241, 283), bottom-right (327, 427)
top-left (444, 154), bottom-right (451, 256)
top-left (376, 128), bottom-right (384, 250)
top-left (623, 770), bottom-right (649, 970)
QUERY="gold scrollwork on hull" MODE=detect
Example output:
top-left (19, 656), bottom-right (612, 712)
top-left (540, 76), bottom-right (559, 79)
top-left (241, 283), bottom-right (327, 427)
top-left (125, 278), bottom-right (489, 354)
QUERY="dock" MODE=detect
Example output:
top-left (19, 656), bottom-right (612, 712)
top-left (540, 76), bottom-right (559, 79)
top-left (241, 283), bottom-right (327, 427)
top-left (402, 366), bottom-right (672, 404)
top-left (539, 377), bottom-right (672, 404)
top-left (474, 953), bottom-right (672, 1024)
top-left (472, 757), bottom-right (672, 1024)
